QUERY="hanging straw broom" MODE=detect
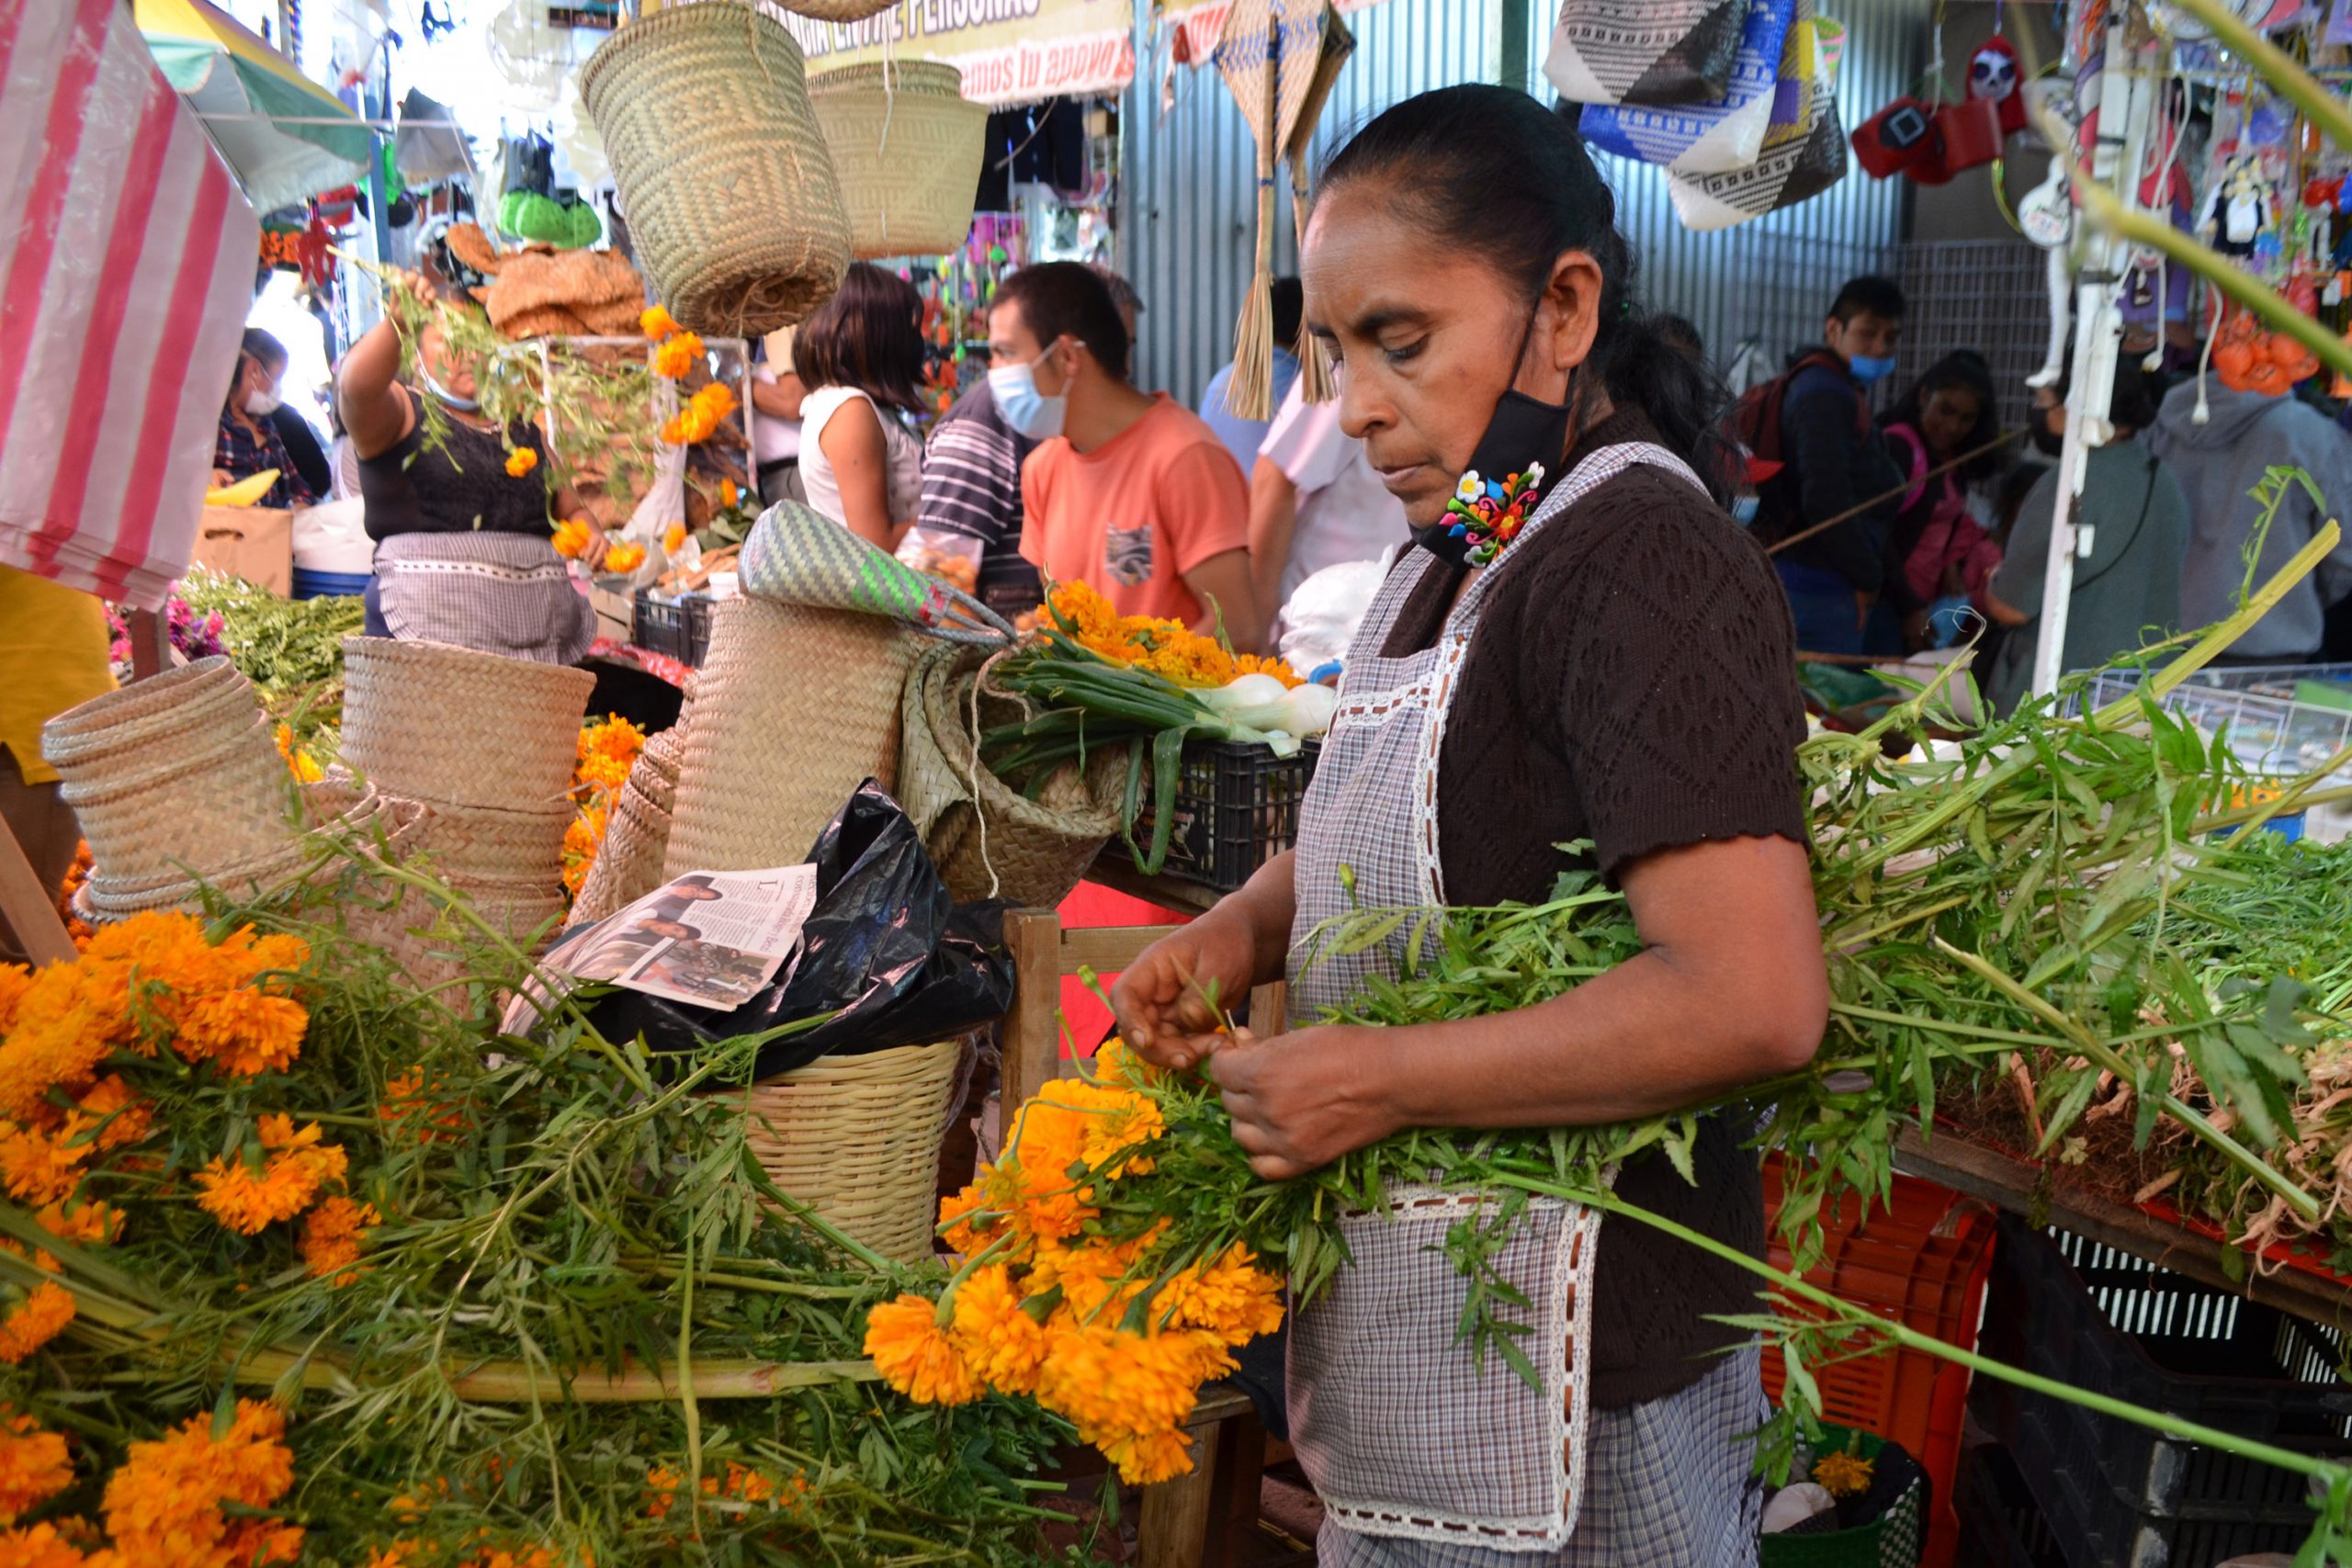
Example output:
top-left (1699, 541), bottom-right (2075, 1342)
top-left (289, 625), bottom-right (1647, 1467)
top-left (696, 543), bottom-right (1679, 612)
top-left (1216, 0), bottom-right (1283, 422)
top-left (1284, 6), bottom-right (1353, 404)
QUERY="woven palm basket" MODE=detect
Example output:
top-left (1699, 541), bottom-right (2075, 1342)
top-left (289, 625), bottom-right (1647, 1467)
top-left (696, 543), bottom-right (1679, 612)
top-left (340, 638), bottom-right (594, 810)
top-left (898, 642), bottom-right (1118, 908)
top-left (807, 62), bottom-right (987, 261)
top-left (409, 795), bottom-right (575, 885)
top-left (579, 2), bottom-right (852, 336)
top-left (662, 599), bottom-right (914, 879)
top-left (723, 1038), bottom-right (969, 1263)
top-left (40, 656), bottom-right (251, 772)
top-left (78, 780), bottom-right (396, 919)
top-left (59, 712), bottom-right (302, 886)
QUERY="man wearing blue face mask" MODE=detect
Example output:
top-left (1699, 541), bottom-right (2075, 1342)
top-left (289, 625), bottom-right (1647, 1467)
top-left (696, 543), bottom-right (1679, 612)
top-left (1757, 276), bottom-right (1907, 656)
top-left (994, 263), bottom-right (1260, 649)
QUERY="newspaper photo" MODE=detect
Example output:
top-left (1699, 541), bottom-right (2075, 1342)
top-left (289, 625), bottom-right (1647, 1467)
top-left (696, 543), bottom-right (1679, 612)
top-left (515, 865), bottom-right (821, 1026)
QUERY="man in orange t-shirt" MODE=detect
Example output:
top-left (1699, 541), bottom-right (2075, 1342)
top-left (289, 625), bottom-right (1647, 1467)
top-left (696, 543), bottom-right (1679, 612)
top-left (990, 264), bottom-right (1259, 649)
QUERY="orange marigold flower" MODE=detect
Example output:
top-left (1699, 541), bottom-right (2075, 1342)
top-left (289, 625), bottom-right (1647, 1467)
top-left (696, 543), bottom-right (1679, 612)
top-left (0, 1411), bottom-right (73, 1524)
top-left (863, 1295), bottom-right (981, 1405)
top-left (947, 1265), bottom-right (1051, 1395)
top-left (0, 1127), bottom-right (86, 1208)
top-left (935, 1181), bottom-right (1000, 1256)
top-left (603, 543), bottom-right (646, 575)
top-left (72, 1077), bottom-right (149, 1153)
top-left (689, 383), bottom-right (737, 424)
top-left (640, 304), bottom-right (681, 341)
top-left (272, 724), bottom-right (323, 784)
top-left (0, 1520), bottom-right (85, 1567)
top-left (98, 1401), bottom-right (297, 1568)
top-left (0, 965), bottom-right (32, 1036)
top-left (299, 1196), bottom-right (379, 1285)
top-left (550, 519), bottom-right (593, 559)
top-left (194, 1116), bottom-right (345, 1235)
top-left (0, 1286), bottom-right (73, 1364)
top-left (663, 522), bottom-right (688, 555)
top-left (1231, 652), bottom-right (1304, 689)
top-left (172, 987), bottom-right (307, 1079)
top-left (718, 478), bottom-right (739, 508)
top-left (34, 1201), bottom-right (121, 1248)
top-left (1158, 1245), bottom-right (1285, 1346)
top-left (643, 1464), bottom-right (682, 1520)
top-left (1035, 1318), bottom-right (1224, 1443)
top-left (504, 446), bottom-right (539, 478)
top-left (1097, 1427), bottom-right (1194, 1485)
top-left (650, 333), bottom-right (704, 379)
top-left (380, 1069), bottom-right (465, 1145)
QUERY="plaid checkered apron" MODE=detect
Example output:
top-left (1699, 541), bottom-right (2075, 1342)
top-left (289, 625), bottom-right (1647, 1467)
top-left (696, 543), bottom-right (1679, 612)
top-left (374, 530), bottom-right (597, 666)
top-left (1286, 442), bottom-right (1765, 1562)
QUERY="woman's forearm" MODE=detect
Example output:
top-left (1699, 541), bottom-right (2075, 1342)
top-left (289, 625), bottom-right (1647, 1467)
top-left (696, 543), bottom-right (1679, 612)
top-left (1217, 848), bottom-right (1300, 987)
top-left (1363, 942), bottom-right (1821, 1130)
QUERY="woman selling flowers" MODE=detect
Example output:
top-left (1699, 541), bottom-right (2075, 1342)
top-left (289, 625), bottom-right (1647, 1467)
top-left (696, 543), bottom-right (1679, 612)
top-left (339, 270), bottom-right (611, 663)
top-left (1112, 86), bottom-right (1827, 1565)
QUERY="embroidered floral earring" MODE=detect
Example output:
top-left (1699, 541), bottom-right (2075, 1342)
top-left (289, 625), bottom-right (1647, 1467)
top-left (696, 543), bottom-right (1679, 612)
top-left (1441, 465), bottom-right (1547, 566)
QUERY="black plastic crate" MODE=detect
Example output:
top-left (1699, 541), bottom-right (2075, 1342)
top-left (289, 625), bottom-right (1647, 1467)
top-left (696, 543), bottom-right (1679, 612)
top-left (1971, 1214), bottom-right (2352, 1568)
top-left (1957, 1444), bottom-right (2069, 1568)
top-left (1154, 738), bottom-right (1319, 895)
top-left (632, 589), bottom-right (716, 666)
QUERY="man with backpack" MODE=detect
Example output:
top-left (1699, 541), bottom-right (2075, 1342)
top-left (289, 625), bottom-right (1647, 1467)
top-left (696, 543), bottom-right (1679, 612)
top-left (1739, 276), bottom-right (1908, 655)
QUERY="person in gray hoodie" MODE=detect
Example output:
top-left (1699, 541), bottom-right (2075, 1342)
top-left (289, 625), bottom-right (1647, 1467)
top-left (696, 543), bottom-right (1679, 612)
top-left (2150, 377), bottom-right (2352, 661)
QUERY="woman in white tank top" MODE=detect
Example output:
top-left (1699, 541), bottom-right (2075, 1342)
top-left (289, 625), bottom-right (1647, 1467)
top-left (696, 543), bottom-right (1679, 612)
top-left (791, 264), bottom-right (928, 549)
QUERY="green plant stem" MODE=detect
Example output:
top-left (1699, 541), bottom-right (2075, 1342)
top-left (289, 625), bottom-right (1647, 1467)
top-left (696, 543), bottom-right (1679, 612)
top-left (2162, 0), bottom-right (2352, 153)
top-left (1560, 1183), bottom-right (2352, 1491)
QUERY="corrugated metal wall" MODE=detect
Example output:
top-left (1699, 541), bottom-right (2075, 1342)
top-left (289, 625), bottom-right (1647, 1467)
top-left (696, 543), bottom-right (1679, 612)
top-left (1122, 0), bottom-right (1930, 406)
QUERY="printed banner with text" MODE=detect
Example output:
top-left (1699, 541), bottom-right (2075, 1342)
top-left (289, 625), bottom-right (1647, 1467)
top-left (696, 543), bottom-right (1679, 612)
top-left (753, 0), bottom-right (1136, 107)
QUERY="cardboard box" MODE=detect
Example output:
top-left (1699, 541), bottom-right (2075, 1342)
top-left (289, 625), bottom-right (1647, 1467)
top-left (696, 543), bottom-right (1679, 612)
top-left (189, 506), bottom-right (293, 595)
top-left (589, 583), bottom-right (633, 645)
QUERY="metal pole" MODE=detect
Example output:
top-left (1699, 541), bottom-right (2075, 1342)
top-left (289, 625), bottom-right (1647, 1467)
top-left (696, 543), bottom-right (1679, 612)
top-left (2030, 23), bottom-right (2157, 699)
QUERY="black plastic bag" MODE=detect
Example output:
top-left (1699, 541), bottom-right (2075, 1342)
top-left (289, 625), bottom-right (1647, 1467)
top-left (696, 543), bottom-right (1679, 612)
top-left (583, 781), bottom-right (1014, 1080)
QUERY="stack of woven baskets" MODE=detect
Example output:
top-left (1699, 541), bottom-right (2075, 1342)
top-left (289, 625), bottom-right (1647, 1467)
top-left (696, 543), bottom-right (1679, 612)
top-left (41, 659), bottom-right (385, 919)
top-left (569, 721), bottom-right (686, 928)
top-left (338, 638), bottom-right (594, 950)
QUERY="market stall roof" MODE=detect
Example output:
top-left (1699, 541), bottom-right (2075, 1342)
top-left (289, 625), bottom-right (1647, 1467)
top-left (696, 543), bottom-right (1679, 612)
top-left (137, 0), bottom-right (376, 214)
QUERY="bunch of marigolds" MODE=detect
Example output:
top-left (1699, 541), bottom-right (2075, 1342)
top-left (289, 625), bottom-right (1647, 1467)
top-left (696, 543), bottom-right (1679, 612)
top-left (864, 1042), bottom-right (1283, 1483)
top-left (563, 715), bottom-right (648, 897)
top-left (1045, 581), bottom-right (1301, 690)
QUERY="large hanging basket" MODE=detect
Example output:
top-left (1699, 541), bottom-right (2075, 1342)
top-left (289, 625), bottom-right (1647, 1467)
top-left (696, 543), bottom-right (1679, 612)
top-left (579, 1), bottom-right (852, 336)
top-left (807, 62), bottom-right (987, 261)
top-left (723, 1038), bottom-right (970, 1264)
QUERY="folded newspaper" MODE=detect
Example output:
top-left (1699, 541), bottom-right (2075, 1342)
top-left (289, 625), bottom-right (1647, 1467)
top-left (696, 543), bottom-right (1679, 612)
top-left (507, 866), bottom-right (820, 1032)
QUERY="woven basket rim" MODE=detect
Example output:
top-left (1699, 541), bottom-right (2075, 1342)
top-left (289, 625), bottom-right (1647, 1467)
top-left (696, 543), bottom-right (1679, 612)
top-left (579, 0), bottom-right (801, 100)
top-left (807, 60), bottom-right (969, 97)
top-left (343, 635), bottom-right (598, 698)
top-left (42, 657), bottom-right (242, 745)
top-left (55, 713), bottom-right (283, 807)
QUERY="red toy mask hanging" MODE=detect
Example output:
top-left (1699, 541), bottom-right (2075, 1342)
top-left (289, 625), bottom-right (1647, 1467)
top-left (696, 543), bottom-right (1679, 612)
top-left (1968, 36), bottom-right (2027, 138)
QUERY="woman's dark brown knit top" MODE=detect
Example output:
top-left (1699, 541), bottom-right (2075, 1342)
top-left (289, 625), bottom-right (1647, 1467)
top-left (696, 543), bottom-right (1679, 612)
top-left (1375, 406), bottom-right (1811, 1410)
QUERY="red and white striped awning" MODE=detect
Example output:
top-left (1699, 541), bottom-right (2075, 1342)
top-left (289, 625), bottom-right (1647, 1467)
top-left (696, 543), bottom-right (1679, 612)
top-left (0, 0), bottom-right (262, 609)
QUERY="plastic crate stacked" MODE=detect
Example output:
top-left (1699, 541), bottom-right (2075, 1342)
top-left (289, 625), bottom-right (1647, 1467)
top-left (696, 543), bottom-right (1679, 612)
top-left (1154, 738), bottom-right (1320, 894)
top-left (2079, 663), bottom-right (2352, 843)
top-left (632, 589), bottom-right (718, 666)
top-left (1955, 1444), bottom-right (2068, 1568)
top-left (1972, 1214), bottom-right (2352, 1568)
top-left (1760, 1156), bottom-right (1997, 1568)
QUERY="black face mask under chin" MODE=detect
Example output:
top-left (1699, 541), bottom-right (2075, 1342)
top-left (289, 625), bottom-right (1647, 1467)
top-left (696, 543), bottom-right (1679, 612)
top-left (1412, 321), bottom-right (1577, 570)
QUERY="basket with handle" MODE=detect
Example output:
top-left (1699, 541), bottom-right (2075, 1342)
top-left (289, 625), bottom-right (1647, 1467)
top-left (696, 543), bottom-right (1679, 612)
top-left (807, 62), bottom-right (988, 261)
top-left (340, 637), bottom-right (594, 810)
top-left (720, 1038), bottom-right (971, 1264)
top-left (897, 640), bottom-right (1119, 908)
top-left (579, 1), bottom-right (852, 337)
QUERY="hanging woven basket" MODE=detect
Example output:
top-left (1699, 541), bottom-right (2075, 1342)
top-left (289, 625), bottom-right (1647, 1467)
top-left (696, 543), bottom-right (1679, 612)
top-left (579, 1), bottom-right (852, 336)
top-left (807, 62), bottom-right (987, 261)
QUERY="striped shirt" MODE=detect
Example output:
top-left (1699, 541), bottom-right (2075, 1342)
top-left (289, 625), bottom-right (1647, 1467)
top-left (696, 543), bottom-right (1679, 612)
top-left (919, 382), bottom-right (1042, 613)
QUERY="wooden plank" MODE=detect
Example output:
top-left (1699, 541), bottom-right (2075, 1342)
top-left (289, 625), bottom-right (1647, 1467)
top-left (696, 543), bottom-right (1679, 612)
top-left (1247, 979), bottom-right (1287, 1036)
top-left (124, 608), bottom-right (167, 682)
top-left (1204, 1403), bottom-right (1267, 1568)
top-left (1058, 924), bottom-right (1186, 977)
top-left (1139, 1421), bottom-right (1220, 1568)
top-left (0, 817), bottom-right (74, 968)
top-left (1001, 909), bottom-right (1062, 1120)
top-left (1894, 1126), bottom-right (2352, 1328)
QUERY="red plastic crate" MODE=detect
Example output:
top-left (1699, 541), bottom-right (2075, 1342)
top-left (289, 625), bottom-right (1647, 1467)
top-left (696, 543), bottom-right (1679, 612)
top-left (1759, 1156), bottom-right (1996, 1568)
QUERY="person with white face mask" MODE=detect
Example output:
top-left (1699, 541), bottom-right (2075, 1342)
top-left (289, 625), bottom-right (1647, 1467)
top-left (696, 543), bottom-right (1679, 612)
top-left (994, 262), bottom-right (1260, 649)
top-left (213, 330), bottom-right (319, 508)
